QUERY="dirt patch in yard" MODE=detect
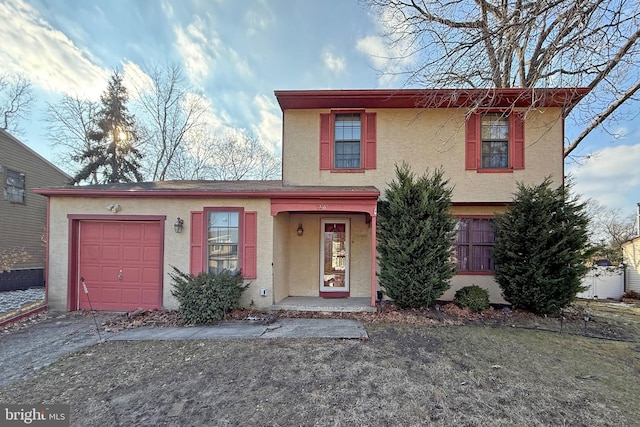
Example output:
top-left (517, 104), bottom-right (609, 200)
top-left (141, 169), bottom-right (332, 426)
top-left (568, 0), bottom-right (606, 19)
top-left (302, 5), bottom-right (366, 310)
top-left (1, 324), bottom-right (639, 426)
top-left (1, 300), bottom-right (639, 426)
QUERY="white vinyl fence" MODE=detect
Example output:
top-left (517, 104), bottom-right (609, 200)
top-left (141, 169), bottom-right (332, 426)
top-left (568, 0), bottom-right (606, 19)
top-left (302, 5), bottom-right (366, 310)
top-left (577, 266), bottom-right (625, 300)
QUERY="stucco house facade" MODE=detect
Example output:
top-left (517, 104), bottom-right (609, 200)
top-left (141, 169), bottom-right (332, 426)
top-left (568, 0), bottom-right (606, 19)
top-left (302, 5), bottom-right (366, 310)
top-left (0, 129), bottom-right (70, 291)
top-left (35, 88), bottom-right (588, 312)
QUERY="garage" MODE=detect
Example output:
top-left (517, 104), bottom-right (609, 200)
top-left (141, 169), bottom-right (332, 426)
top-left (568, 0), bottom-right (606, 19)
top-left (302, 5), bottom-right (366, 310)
top-left (78, 220), bottom-right (162, 311)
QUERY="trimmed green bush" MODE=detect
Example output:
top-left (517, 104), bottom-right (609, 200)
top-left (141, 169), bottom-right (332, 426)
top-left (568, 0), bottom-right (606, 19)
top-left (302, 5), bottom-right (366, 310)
top-left (170, 267), bottom-right (249, 325)
top-left (454, 285), bottom-right (490, 313)
top-left (493, 178), bottom-right (592, 315)
top-left (377, 162), bottom-right (457, 309)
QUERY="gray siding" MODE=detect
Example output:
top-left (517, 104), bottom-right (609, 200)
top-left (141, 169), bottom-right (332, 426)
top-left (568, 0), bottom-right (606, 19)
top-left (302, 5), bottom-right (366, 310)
top-left (0, 129), bottom-right (70, 269)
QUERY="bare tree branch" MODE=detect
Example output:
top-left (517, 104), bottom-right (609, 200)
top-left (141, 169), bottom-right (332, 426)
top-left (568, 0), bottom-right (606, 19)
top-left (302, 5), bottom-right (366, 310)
top-left (364, 0), bottom-right (640, 155)
top-left (0, 74), bottom-right (34, 135)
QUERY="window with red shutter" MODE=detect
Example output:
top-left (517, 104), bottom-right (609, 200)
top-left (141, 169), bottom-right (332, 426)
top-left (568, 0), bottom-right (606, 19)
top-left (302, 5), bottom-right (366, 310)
top-left (465, 111), bottom-right (525, 172)
top-left (190, 208), bottom-right (257, 279)
top-left (319, 111), bottom-right (376, 171)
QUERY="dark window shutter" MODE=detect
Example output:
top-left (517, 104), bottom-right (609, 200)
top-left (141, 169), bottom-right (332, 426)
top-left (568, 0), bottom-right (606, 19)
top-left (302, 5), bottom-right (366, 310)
top-left (242, 211), bottom-right (257, 279)
top-left (319, 113), bottom-right (332, 170)
top-left (363, 112), bottom-right (376, 169)
top-left (511, 112), bottom-right (525, 170)
top-left (465, 113), bottom-right (479, 170)
top-left (190, 211), bottom-right (204, 275)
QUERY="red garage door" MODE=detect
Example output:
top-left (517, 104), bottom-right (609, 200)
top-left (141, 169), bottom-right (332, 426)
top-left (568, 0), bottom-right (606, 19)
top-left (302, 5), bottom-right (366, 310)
top-left (78, 221), bottom-right (162, 311)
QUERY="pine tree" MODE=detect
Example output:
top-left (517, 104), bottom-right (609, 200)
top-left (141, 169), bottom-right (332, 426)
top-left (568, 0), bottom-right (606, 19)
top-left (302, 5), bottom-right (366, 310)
top-left (72, 70), bottom-right (143, 184)
top-left (493, 178), bottom-right (592, 315)
top-left (377, 163), bottom-right (457, 308)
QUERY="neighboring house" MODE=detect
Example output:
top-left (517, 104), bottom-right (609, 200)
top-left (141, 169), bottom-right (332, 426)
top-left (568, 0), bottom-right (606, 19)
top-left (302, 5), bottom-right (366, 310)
top-left (0, 129), bottom-right (70, 291)
top-left (35, 88), bottom-right (588, 312)
top-left (622, 236), bottom-right (640, 294)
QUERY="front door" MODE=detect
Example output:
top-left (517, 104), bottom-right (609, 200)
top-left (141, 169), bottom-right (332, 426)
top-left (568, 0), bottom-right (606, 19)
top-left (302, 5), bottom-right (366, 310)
top-left (320, 218), bottom-right (350, 297)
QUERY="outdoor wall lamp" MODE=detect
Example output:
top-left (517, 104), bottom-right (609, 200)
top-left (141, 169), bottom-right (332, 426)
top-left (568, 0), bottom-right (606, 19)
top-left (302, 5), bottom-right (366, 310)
top-left (174, 217), bottom-right (184, 233)
top-left (297, 223), bottom-right (304, 236)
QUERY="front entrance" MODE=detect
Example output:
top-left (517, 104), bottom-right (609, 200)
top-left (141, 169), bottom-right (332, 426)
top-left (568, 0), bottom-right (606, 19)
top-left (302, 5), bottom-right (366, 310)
top-left (320, 218), bottom-right (350, 297)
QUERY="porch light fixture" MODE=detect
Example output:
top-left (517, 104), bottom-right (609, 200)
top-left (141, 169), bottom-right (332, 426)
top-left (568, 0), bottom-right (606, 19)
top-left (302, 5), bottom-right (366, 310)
top-left (174, 217), bottom-right (184, 233)
top-left (297, 223), bottom-right (304, 236)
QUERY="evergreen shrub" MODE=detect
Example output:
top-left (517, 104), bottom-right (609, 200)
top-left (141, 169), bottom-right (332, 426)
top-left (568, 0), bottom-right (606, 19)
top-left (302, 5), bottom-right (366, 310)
top-left (454, 285), bottom-right (490, 313)
top-left (377, 162), bottom-right (456, 308)
top-left (170, 267), bottom-right (249, 325)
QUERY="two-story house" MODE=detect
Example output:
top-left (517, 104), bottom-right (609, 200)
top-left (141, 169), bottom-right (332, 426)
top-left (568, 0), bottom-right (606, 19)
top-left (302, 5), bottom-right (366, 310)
top-left (35, 88), bottom-right (588, 312)
top-left (1, 129), bottom-right (70, 291)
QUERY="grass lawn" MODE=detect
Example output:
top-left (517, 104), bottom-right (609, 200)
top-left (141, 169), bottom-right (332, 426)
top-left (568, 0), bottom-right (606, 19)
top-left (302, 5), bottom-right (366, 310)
top-left (0, 321), bottom-right (638, 426)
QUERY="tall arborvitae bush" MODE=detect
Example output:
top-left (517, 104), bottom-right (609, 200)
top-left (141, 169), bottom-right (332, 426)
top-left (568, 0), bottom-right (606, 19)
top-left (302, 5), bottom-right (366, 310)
top-left (377, 163), bottom-right (457, 308)
top-left (493, 178), bottom-right (592, 315)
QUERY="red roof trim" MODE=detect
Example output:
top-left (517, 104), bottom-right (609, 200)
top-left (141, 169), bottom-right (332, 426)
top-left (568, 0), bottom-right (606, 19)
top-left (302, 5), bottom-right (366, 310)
top-left (34, 188), bottom-right (380, 199)
top-left (274, 88), bottom-right (590, 111)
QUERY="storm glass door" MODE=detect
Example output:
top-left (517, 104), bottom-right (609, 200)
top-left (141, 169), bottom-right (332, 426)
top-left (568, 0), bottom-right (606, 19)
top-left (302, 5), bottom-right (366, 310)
top-left (320, 219), bottom-right (350, 293)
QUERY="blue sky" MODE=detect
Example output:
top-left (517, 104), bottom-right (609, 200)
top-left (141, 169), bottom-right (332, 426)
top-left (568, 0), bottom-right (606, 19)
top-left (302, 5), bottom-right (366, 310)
top-left (1, 0), bottom-right (638, 219)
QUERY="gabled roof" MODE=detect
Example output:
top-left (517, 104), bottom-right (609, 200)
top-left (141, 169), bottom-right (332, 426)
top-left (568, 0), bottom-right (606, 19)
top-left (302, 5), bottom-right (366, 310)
top-left (275, 88), bottom-right (590, 112)
top-left (33, 180), bottom-right (380, 199)
top-left (0, 128), bottom-right (71, 179)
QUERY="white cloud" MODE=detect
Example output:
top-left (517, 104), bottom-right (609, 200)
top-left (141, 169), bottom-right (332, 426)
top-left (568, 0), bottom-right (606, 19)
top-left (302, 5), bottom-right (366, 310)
top-left (121, 60), bottom-right (154, 98)
top-left (0, 0), bottom-right (108, 99)
top-left (173, 16), bottom-right (224, 84)
top-left (322, 48), bottom-right (346, 74)
top-left (251, 94), bottom-right (282, 153)
top-left (568, 144), bottom-right (640, 216)
top-left (244, 4), bottom-right (274, 36)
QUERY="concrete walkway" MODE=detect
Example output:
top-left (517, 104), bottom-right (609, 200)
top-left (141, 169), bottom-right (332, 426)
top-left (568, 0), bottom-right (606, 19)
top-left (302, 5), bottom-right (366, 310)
top-left (1, 314), bottom-right (367, 389)
top-left (108, 318), bottom-right (368, 341)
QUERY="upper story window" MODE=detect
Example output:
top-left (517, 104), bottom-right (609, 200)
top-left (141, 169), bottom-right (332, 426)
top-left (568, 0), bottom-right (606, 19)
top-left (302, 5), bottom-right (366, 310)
top-left (466, 111), bottom-right (525, 172)
top-left (481, 114), bottom-right (509, 169)
top-left (319, 111), bottom-right (376, 172)
top-left (334, 113), bottom-right (361, 169)
top-left (3, 169), bottom-right (25, 204)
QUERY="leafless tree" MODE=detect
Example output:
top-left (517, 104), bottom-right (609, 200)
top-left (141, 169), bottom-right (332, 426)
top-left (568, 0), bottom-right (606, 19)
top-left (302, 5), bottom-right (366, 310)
top-left (130, 63), bottom-right (208, 181)
top-left (165, 128), bottom-right (215, 180)
top-left (208, 133), bottom-right (281, 181)
top-left (0, 74), bottom-right (35, 135)
top-left (585, 199), bottom-right (636, 263)
top-left (44, 94), bottom-right (100, 180)
top-left (363, 0), bottom-right (640, 157)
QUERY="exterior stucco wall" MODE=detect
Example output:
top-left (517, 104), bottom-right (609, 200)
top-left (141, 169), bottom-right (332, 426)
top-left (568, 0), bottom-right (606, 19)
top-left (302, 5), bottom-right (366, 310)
top-left (272, 212), bottom-right (290, 303)
top-left (282, 108), bottom-right (564, 202)
top-left (46, 196), bottom-right (274, 311)
top-left (282, 213), bottom-right (372, 299)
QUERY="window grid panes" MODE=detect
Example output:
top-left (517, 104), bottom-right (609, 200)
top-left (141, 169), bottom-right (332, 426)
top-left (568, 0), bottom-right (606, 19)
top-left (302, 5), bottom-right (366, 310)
top-left (481, 114), bottom-right (509, 169)
top-left (208, 211), bottom-right (239, 274)
top-left (455, 218), bottom-right (495, 272)
top-left (334, 113), bottom-right (361, 169)
top-left (3, 169), bottom-right (25, 203)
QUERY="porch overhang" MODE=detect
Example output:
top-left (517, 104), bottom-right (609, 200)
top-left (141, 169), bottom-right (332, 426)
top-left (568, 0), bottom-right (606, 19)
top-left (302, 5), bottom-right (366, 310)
top-left (271, 189), bottom-right (380, 308)
top-left (271, 197), bottom-right (378, 216)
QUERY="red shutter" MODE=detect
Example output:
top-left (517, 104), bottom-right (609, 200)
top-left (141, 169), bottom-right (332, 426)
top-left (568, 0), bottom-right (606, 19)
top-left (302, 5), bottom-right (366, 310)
top-left (363, 112), bottom-right (376, 169)
top-left (242, 211), bottom-right (257, 279)
top-left (189, 211), bottom-right (204, 275)
top-left (319, 113), bottom-right (332, 170)
top-left (465, 113), bottom-right (479, 170)
top-left (511, 112), bottom-right (525, 170)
